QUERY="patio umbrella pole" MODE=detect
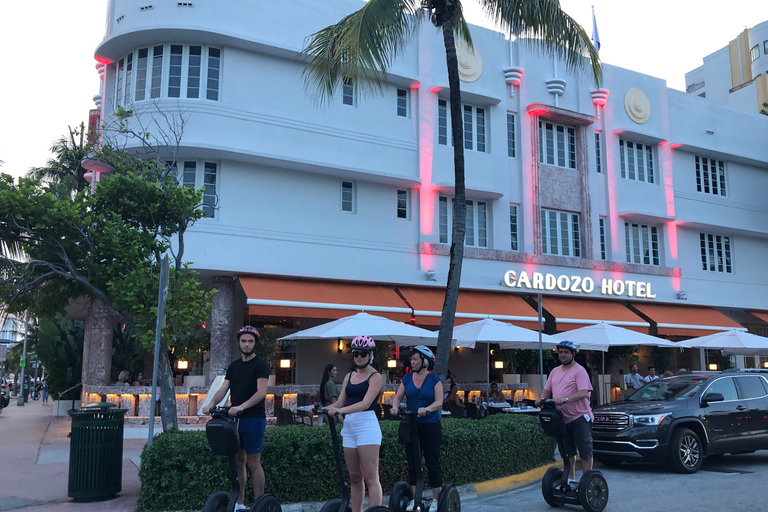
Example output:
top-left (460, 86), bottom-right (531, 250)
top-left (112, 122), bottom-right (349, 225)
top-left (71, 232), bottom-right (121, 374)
top-left (538, 293), bottom-right (544, 392)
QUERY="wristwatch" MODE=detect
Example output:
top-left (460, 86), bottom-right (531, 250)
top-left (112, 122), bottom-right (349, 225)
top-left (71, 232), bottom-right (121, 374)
top-left (563, 397), bottom-right (569, 403)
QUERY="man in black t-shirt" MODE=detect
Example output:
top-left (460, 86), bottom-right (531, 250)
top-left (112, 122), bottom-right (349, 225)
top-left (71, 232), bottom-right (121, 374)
top-left (203, 326), bottom-right (270, 511)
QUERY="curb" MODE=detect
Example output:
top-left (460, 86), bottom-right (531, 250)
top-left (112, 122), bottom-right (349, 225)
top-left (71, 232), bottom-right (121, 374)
top-left (279, 460), bottom-right (579, 512)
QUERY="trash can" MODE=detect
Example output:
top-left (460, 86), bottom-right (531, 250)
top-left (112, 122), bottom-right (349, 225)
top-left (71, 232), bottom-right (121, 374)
top-left (67, 402), bottom-right (128, 502)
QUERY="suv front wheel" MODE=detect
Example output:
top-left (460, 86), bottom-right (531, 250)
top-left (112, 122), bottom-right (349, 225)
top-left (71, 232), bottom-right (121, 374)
top-left (669, 427), bottom-right (703, 474)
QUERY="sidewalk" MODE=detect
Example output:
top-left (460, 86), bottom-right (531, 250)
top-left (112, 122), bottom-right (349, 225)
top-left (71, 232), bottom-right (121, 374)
top-left (0, 398), bottom-right (559, 512)
top-left (0, 399), bottom-right (143, 512)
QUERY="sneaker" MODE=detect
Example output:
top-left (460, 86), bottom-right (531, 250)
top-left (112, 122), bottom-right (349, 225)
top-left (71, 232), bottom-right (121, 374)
top-left (429, 499), bottom-right (438, 512)
top-left (234, 503), bottom-right (248, 511)
top-left (406, 500), bottom-right (415, 512)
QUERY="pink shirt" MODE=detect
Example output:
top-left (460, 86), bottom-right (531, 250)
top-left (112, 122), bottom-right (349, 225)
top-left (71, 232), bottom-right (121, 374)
top-left (544, 363), bottom-right (593, 424)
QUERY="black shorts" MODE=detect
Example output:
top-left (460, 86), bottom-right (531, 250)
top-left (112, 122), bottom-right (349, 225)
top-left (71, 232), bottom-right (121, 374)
top-left (560, 416), bottom-right (593, 461)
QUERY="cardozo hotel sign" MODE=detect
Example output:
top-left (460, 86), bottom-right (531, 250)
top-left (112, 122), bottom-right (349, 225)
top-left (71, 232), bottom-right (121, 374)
top-left (502, 270), bottom-right (656, 299)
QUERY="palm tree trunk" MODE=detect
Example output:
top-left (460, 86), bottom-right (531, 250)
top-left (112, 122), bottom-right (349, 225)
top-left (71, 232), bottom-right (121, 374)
top-left (434, 19), bottom-right (466, 381)
top-left (159, 345), bottom-right (178, 430)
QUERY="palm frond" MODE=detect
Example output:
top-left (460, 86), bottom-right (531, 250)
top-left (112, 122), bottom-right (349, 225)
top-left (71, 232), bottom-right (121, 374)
top-left (452, 2), bottom-right (474, 50)
top-left (478, 0), bottom-right (602, 85)
top-left (303, 0), bottom-right (425, 104)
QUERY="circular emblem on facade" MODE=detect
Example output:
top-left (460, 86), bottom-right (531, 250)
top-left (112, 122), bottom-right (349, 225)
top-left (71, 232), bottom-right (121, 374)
top-left (624, 88), bottom-right (651, 124)
top-left (456, 40), bottom-right (483, 83)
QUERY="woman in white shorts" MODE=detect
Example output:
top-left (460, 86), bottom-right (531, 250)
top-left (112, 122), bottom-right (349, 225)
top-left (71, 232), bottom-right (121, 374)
top-left (326, 335), bottom-right (383, 512)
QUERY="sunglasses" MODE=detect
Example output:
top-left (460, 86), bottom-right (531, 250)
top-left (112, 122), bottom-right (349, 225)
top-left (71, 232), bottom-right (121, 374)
top-left (352, 350), bottom-right (370, 358)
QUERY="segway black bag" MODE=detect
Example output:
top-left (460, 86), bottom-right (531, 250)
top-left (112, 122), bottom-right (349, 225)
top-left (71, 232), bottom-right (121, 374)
top-left (206, 414), bottom-right (240, 457)
top-left (538, 405), bottom-right (567, 438)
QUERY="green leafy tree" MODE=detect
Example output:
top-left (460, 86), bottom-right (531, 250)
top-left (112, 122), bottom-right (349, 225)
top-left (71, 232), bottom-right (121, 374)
top-left (303, 0), bottom-right (601, 380)
top-left (0, 139), bottom-right (210, 430)
top-left (36, 315), bottom-right (85, 400)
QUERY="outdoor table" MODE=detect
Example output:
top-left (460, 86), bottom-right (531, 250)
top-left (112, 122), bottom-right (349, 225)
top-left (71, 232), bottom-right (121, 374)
top-left (502, 406), bottom-right (540, 415)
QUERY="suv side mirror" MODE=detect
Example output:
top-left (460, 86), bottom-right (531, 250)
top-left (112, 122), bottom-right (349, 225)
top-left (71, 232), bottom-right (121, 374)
top-left (702, 392), bottom-right (724, 404)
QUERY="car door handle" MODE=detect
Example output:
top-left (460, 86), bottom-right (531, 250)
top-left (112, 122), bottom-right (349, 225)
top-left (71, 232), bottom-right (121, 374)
top-left (736, 405), bottom-right (747, 411)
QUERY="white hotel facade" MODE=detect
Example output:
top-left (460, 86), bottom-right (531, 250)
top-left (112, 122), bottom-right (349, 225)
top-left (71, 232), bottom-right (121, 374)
top-left (84, 0), bottom-right (768, 390)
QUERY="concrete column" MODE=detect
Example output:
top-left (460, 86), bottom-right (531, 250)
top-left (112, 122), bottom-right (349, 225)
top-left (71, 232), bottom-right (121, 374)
top-left (210, 276), bottom-right (236, 382)
top-left (85, 299), bottom-right (114, 386)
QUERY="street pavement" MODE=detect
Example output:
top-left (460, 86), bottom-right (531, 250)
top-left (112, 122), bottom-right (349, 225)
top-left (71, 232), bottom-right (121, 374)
top-left (0, 398), bottom-right (143, 512)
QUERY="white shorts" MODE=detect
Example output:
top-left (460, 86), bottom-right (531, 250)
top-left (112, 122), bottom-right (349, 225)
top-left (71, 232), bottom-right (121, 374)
top-left (340, 410), bottom-right (382, 448)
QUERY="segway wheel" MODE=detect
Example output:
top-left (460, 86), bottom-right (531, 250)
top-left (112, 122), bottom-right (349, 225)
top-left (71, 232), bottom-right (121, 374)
top-left (577, 470), bottom-right (608, 512)
top-left (319, 499), bottom-right (350, 512)
top-left (251, 493), bottom-right (282, 512)
top-left (437, 484), bottom-right (460, 512)
top-left (202, 491), bottom-right (229, 512)
top-left (364, 507), bottom-right (392, 512)
top-left (389, 481), bottom-right (414, 512)
top-left (541, 467), bottom-right (565, 508)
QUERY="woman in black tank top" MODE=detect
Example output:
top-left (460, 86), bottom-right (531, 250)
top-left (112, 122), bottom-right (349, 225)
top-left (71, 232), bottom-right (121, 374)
top-left (325, 336), bottom-right (384, 512)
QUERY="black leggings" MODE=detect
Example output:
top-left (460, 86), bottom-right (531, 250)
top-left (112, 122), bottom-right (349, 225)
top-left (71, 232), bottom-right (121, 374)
top-left (405, 420), bottom-right (443, 488)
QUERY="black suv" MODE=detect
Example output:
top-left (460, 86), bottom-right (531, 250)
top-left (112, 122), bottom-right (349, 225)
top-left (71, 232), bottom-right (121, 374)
top-left (591, 370), bottom-right (768, 473)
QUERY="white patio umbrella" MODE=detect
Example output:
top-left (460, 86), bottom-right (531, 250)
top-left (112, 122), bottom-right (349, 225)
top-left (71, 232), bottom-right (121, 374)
top-left (278, 312), bottom-right (438, 344)
top-left (448, 318), bottom-right (561, 349)
top-left (553, 321), bottom-right (678, 350)
top-left (678, 328), bottom-right (768, 355)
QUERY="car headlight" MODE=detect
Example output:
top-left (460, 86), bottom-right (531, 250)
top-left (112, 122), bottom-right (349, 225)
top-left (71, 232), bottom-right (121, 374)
top-left (632, 413), bottom-right (669, 425)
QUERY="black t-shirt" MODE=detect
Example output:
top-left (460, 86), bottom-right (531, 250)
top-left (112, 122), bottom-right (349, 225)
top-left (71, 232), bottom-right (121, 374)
top-left (225, 356), bottom-right (270, 419)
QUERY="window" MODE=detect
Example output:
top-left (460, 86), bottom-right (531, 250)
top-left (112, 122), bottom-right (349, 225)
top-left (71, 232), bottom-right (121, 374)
top-left (619, 139), bottom-right (655, 183)
top-left (509, 204), bottom-right (519, 251)
top-left (341, 181), bottom-right (355, 212)
top-left (397, 88), bottom-right (408, 117)
top-left (176, 161), bottom-right (218, 218)
top-left (397, 189), bottom-right (409, 219)
top-left (506, 113), bottom-right (516, 158)
top-left (706, 377), bottom-right (738, 401)
top-left (764, 40), bottom-right (768, 55)
top-left (115, 44), bottom-right (221, 105)
top-left (439, 196), bottom-right (488, 248)
top-left (541, 209), bottom-right (580, 257)
top-left (342, 78), bottom-right (354, 106)
top-left (736, 376), bottom-right (768, 399)
top-left (695, 156), bottom-right (727, 196)
top-left (699, 233), bottom-right (732, 273)
top-left (624, 223), bottom-right (659, 265)
top-left (751, 45), bottom-right (760, 63)
top-left (437, 99), bottom-right (487, 152)
top-left (599, 218), bottom-right (607, 260)
top-left (595, 132), bottom-right (603, 173)
top-left (539, 121), bottom-right (576, 169)
top-left (438, 99), bottom-right (448, 145)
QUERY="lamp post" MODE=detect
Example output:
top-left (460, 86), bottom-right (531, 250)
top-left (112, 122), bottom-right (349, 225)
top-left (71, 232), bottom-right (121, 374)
top-left (16, 311), bottom-right (28, 406)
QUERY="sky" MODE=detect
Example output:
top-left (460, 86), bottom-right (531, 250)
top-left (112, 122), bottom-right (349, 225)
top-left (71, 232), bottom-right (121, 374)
top-left (1, 0), bottom-right (767, 180)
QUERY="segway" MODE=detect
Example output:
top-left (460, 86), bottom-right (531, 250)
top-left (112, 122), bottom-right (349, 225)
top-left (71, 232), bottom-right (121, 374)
top-left (389, 409), bottom-right (460, 512)
top-left (319, 409), bottom-right (389, 512)
top-left (203, 406), bottom-right (282, 512)
top-left (538, 400), bottom-right (608, 512)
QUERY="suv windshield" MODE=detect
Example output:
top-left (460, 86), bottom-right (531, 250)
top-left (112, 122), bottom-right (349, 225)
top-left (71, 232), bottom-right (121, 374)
top-left (626, 377), bottom-right (706, 402)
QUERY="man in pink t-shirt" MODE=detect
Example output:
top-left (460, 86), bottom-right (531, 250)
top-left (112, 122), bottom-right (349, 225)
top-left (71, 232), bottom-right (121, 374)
top-left (536, 340), bottom-right (593, 486)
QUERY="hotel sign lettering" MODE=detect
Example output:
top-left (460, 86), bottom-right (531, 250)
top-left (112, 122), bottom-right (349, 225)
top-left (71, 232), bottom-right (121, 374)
top-left (502, 270), bottom-right (656, 299)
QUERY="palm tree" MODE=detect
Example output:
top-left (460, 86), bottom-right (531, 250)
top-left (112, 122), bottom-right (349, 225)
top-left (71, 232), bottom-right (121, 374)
top-left (28, 123), bottom-right (92, 195)
top-left (304, 0), bottom-right (601, 380)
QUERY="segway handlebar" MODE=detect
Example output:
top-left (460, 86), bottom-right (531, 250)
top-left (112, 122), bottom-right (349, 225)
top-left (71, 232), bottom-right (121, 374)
top-left (209, 405), bottom-right (242, 417)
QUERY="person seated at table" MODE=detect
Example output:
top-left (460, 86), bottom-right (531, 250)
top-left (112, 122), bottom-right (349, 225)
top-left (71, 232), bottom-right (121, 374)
top-left (488, 383), bottom-right (506, 404)
top-left (443, 383), bottom-right (464, 413)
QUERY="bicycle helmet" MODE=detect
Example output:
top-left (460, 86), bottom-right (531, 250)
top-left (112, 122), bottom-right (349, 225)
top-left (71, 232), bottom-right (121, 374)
top-left (555, 340), bottom-right (578, 354)
top-left (350, 335), bottom-right (375, 366)
top-left (411, 345), bottom-right (435, 370)
top-left (237, 325), bottom-right (261, 341)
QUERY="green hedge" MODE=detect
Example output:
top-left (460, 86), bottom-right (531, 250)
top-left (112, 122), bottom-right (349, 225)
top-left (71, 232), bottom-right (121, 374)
top-left (137, 415), bottom-right (556, 512)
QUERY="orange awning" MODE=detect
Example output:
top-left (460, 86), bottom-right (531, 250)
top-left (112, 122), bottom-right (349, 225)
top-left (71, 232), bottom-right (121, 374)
top-left (630, 303), bottom-right (742, 337)
top-left (536, 296), bottom-right (649, 332)
top-left (749, 311), bottom-right (768, 324)
top-left (239, 277), bottom-right (411, 321)
top-left (395, 286), bottom-right (540, 329)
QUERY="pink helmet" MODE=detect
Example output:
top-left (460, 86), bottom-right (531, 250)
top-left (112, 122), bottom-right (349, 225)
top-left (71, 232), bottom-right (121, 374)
top-left (350, 335), bottom-right (375, 350)
top-left (237, 326), bottom-right (260, 341)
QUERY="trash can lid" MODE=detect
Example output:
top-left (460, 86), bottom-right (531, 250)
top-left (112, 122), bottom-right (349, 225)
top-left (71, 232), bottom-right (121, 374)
top-left (81, 402), bottom-right (116, 410)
